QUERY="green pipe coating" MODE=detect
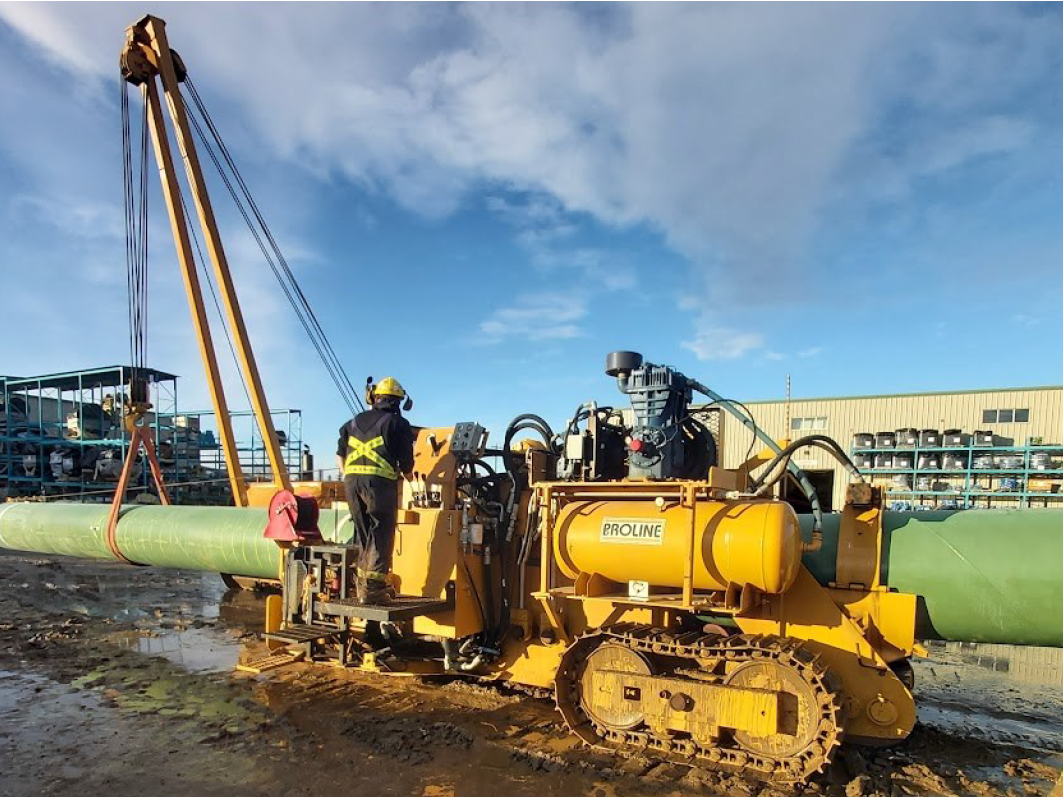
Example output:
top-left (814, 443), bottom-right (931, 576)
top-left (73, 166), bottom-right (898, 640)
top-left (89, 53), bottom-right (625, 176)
top-left (0, 502), bottom-right (282, 579)
top-left (800, 509), bottom-right (1063, 647)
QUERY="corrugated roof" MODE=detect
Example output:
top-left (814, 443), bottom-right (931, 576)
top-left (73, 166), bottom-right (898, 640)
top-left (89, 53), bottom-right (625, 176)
top-left (736, 385), bottom-right (1063, 405)
top-left (3, 366), bottom-right (179, 392)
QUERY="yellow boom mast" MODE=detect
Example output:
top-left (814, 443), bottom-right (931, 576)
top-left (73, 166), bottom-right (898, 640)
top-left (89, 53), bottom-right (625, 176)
top-left (120, 14), bottom-right (292, 502)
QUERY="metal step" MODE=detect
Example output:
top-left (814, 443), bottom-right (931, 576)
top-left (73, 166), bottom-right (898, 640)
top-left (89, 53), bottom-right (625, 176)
top-left (236, 649), bottom-right (305, 674)
top-left (264, 623), bottom-right (343, 644)
top-left (319, 594), bottom-right (452, 623)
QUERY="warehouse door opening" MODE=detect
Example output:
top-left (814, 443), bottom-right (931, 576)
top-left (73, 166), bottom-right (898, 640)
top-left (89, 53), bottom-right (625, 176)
top-left (783, 469), bottom-right (834, 514)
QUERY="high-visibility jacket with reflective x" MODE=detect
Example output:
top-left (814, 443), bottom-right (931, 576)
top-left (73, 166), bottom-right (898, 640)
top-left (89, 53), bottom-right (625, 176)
top-left (343, 414), bottom-right (399, 479)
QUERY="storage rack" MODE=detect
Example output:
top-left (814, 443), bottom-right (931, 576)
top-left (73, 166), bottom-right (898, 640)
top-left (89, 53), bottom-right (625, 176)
top-left (851, 439), bottom-right (1063, 510)
top-left (0, 366), bottom-right (185, 502)
top-left (166, 408), bottom-right (304, 502)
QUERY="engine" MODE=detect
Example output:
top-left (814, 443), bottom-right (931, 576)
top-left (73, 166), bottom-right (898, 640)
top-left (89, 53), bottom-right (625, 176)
top-left (562, 351), bottom-right (717, 481)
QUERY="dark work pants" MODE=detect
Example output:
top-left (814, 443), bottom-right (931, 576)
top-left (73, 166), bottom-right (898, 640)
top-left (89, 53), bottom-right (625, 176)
top-left (343, 474), bottom-right (399, 582)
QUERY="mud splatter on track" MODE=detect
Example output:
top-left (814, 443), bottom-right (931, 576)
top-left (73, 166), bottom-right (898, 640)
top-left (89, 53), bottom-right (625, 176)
top-left (0, 550), bottom-right (1060, 796)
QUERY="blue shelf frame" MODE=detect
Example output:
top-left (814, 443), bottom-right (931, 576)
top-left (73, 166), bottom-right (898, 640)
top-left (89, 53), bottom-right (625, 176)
top-left (161, 408), bottom-right (304, 484)
top-left (0, 366), bottom-right (183, 502)
top-left (852, 440), bottom-right (1063, 509)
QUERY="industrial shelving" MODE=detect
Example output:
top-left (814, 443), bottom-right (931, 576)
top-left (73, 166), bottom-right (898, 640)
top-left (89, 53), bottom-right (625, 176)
top-left (158, 408), bottom-right (305, 504)
top-left (2, 367), bottom-right (308, 506)
top-left (851, 441), bottom-right (1063, 510)
top-left (0, 366), bottom-right (184, 502)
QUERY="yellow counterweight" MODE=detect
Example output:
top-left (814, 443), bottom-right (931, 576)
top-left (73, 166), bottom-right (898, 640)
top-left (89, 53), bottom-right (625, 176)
top-left (552, 497), bottom-right (801, 594)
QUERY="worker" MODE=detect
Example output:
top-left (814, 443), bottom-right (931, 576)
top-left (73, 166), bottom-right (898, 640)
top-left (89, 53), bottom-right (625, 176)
top-left (336, 376), bottom-right (415, 605)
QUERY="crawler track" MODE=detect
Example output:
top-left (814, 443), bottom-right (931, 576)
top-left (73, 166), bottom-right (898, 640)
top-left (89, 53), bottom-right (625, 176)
top-left (555, 624), bottom-right (844, 782)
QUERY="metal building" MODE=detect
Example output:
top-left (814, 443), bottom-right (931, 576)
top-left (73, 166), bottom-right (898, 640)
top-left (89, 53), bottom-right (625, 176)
top-left (714, 385), bottom-right (1063, 512)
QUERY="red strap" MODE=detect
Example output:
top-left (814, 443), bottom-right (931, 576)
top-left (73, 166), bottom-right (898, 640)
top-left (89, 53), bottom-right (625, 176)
top-left (104, 426), bottom-right (171, 564)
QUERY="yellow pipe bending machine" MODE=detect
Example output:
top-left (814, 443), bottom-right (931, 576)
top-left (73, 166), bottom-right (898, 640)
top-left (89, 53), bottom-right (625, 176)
top-left (264, 351), bottom-right (919, 781)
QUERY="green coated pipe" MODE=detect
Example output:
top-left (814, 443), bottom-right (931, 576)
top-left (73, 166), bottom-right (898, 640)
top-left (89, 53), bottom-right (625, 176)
top-left (1, 502), bottom-right (1061, 646)
top-left (0, 502), bottom-right (354, 580)
top-left (800, 509), bottom-right (1063, 647)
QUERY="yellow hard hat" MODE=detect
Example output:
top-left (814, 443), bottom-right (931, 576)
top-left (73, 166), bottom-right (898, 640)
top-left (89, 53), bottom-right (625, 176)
top-left (374, 376), bottom-right (406, 399)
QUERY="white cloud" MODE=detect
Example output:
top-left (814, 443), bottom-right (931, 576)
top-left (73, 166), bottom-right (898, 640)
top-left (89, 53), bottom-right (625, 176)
top-left (486, 194), bottom-right (574, 237)
top-left (486, 194), bottom-right (637, 291)
top-left (478, 293), bottom-right (586, 343)
top-left (6, 4), bottom-right (1056, 295)
top-left (797, 347), bottom-right (823, 359)
top-left (9, 195), bottom-right (124, 242)
top-left (1, 3), bottom-right (1061, 371)
top-left (579, 255), bottom-right (637, 292)
top-left (682, 323), bottom-right (765, 362)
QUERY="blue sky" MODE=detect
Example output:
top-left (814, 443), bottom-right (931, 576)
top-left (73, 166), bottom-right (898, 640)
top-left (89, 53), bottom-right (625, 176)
top-left (1, 3), bottom-right (1062, 463)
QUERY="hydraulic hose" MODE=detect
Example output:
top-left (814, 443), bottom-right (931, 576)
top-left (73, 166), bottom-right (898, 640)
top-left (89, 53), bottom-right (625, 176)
top-left (506, 413), bottom-right (555, 441)
top-left (502, 414), bottom-right (557, 475)
top-left (751, 436), bottom-right (865, 494)
top-left (564, 403), bottom-right (591, 436)
top-left (457, 458), bottom-right (504, 486)
top-left (470, 458), bottom-right (497, 478)
top-left (499, 413), bottom-right (557, 646)
top-left (688, 380), bottom-right (824, 548)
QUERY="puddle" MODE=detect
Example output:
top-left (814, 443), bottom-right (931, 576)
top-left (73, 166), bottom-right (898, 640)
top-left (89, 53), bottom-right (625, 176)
top-left (0, 665), bottom-right (276, 795)
top-left (0, 669), bottom-right (51, 714)
top-left (109, 586), bottom-right (264, 674)
top-left (12, 556), bottom-right (230, 623)
top-left (116, 626), bottom-right (243, 673)
top-left (915, 640), bottom-right (1063, 750)
top-left (216, 586), bottom-right (266, 634)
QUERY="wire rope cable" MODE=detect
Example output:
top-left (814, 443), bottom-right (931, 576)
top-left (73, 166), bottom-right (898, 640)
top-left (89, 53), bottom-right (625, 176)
top-left (182, 76), bottom-right (364, 415)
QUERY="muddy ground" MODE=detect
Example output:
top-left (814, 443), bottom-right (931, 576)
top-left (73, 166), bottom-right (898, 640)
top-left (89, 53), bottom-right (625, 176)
top-left (0, 551), bottom-right (1061, 797)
